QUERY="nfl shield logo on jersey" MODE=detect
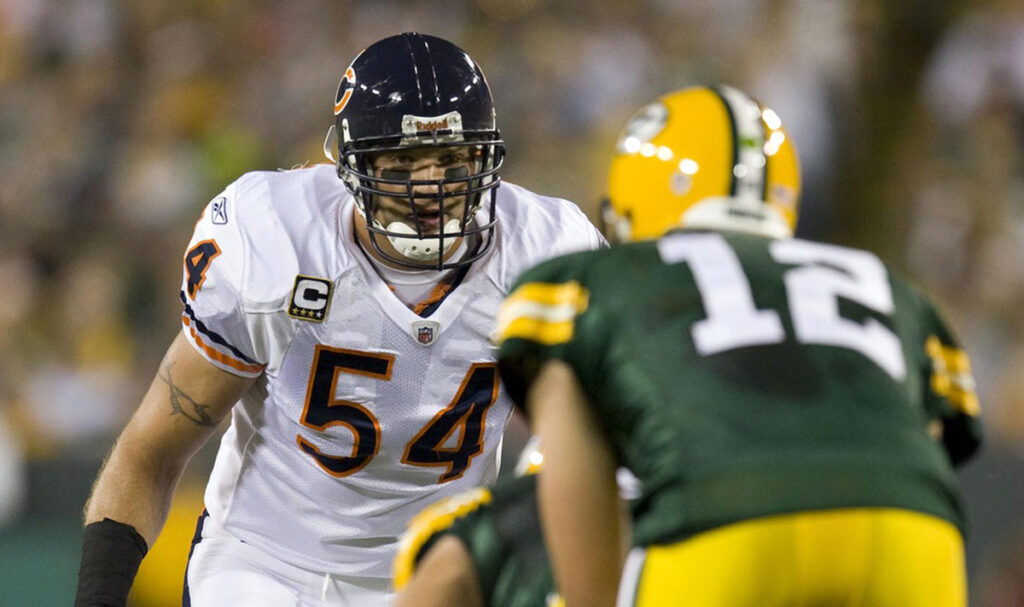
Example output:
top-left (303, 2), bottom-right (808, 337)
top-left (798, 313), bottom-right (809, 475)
top-left (412, 320), bottom-right (440, 346)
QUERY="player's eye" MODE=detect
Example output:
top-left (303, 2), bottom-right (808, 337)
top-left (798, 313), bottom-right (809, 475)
top-left (438, 153), bottom-right (464, 165)
top-left (387, 154), bottom-right (417, 166)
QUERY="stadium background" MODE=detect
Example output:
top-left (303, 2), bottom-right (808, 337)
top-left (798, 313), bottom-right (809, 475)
top-left (1, 0), bottom-right (1022, 604)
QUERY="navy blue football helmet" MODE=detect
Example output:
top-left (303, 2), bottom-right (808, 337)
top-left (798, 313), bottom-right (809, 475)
top-left (325, 33), bottom-right (505, 269)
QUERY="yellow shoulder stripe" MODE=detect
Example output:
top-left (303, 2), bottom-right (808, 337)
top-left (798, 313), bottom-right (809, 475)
top-left (925, 336), bottom-right (981, 417)
top-left (392, 487), bottom-right (493, 590)
top-left (496, 281), bottom-right (590, 346)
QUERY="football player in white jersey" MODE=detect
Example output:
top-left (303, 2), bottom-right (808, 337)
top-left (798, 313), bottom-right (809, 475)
top-left (74, 32), bottom-right (605, 607)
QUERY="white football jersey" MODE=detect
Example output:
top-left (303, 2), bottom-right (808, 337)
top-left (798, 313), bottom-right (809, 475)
top-left (179, 164), bottom-right (604, 578)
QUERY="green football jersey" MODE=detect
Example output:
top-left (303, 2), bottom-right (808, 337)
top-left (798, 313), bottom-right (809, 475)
top-left (497, 230), bottom-right (982, 546)
top-left (399, 473), bottom-right (560, 607)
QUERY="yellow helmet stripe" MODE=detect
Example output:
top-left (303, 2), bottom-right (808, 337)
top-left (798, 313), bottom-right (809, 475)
top-left (714, 85), bottom-right (768, 203)
top-left (495, 281), bottom-right (590, 345)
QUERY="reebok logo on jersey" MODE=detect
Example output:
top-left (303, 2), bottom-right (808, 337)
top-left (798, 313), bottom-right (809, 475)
top-left (211, 196), bottom-right (228, 224)
top-left (289, 275), bottom-right (333, 322)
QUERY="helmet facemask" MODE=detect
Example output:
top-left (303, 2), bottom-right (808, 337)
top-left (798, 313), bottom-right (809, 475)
top-left (334, 119), bottom-right (504, 270)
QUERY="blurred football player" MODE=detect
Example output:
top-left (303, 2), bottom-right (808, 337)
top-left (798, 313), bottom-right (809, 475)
top-left (391, 438), bottom-right (640, 607)
top-left (391, 439), bottom-right (558, 607)
top-left (74, 32), bottom-right (604, 607)
top-left (496, 85), bottom-right (982, 607)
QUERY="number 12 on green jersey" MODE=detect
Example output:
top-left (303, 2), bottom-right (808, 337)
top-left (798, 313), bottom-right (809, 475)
top-left (657, 233), bottom-right (906, 380)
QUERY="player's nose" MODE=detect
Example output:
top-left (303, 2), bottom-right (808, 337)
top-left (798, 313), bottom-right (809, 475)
top-left (409, 167), bottom-right (469, 198)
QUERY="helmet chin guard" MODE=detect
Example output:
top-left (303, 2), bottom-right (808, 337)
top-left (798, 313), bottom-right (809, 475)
top-left (384, 219), bottom-right (462, 261)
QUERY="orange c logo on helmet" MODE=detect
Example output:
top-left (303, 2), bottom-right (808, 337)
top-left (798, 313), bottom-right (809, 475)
top-left (334, 67), bottom-right (356, 115)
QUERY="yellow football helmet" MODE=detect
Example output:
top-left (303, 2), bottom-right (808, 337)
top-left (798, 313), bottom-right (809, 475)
top-left (602, 85), bottom-right (801, 242)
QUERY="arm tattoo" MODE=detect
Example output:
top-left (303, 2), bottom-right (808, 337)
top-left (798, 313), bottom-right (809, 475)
top-left (158, 362), bottom-right (219, 427)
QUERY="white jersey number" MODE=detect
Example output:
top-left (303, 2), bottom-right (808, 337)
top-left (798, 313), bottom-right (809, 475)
top-left (297, 346), bottom-right (499, 483)
top-left (657, 233), bottom-right (905, 380)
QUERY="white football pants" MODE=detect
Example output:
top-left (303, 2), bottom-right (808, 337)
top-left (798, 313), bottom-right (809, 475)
top-left (185, 521), bottom-right (393, 607)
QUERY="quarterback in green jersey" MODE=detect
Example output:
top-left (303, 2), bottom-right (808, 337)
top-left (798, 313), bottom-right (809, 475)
top-left (496, 85), bottom-right (982, 607)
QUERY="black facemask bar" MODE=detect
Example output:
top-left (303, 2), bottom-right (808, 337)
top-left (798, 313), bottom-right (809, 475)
top-left (338, 134), bottom-right (505, 270)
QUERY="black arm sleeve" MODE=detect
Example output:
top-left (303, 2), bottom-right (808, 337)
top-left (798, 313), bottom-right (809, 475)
top-left (74, 518), bottom-right (148, 607)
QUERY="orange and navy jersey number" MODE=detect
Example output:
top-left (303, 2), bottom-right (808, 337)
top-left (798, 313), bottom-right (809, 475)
top-left (179, 238), bottom-right (265, 375)
top-left (297, 346), bottom-right (394, 477)
top-left (402, 362), bottom-right (499, 482)
top-left (297, 345), bottom-right (500, 483)
top-left (184, 240), bottom-right (221, 299)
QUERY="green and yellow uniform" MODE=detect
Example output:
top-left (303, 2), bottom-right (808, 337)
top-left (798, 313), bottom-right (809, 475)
top-left (394, 473), bottom-right (562, 607)
top-left (497, 230), bottom-right (982, 606)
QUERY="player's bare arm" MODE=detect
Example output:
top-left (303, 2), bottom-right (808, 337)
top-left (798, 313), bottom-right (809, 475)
top-left (395, 535), bottom-right (484, 607)
top-left (529, 360), bottom-right (622, 607)
top-left (158, 360), bottom-right (221, 428)
top-left (83, 331), bottom-right (254, 545)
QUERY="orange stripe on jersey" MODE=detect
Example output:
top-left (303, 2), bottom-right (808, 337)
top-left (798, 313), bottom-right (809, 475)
top-left (182, 315), bottom-right (265, 375)
top-left (412, 279), bottom-right (455, 315)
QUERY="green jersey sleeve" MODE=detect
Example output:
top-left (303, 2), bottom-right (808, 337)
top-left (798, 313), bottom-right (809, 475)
top-left (394, 474), bottom-right (557, 607)
top-left (495, 251), bottom-right (599, 410)
top-left (913, 292), bottom-right (983, 465)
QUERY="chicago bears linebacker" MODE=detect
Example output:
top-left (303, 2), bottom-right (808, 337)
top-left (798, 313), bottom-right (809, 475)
top-left (496, 85), bottom-right (982, 606)
top-left (74, 33), bottom-right (604, 607)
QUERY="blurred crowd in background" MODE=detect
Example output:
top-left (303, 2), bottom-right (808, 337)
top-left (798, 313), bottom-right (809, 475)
top-left (1, 0), bottom-right (1023, 605)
